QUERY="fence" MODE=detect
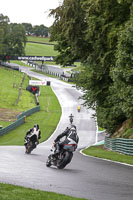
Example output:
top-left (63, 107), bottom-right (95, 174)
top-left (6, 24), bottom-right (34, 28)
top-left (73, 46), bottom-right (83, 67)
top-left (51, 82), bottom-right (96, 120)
top-left (0, 105), bottom-right (40, 136)
top-left (27, 61), bottom-right (73, 82)
top-left (1, 62), bottom-right (19, 71)
top-left (104, 136), bottom-right (133, 156)
top-left (17, 105), bottom-right (40, 119)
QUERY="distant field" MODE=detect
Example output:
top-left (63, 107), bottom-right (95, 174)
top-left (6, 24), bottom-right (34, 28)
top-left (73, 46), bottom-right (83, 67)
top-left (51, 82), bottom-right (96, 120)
top-left (25, 42), bottom-right (58, 56)
top-left (27, 36), bottom-right (56, 44)
top-left (25, 36), bottom-right (58, 56)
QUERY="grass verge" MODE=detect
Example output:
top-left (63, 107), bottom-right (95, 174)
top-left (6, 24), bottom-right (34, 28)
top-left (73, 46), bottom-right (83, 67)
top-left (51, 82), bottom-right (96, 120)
top-left (0, 183), bottom-right (87, 200)
top-left (0, 85), bottom-right (61, 145)
top-left (0, 67), bottom-right (35, 112)
top-left (25, 42), bottom-right (58, 56)
top-left (83, 145), bottom-right (133, 165)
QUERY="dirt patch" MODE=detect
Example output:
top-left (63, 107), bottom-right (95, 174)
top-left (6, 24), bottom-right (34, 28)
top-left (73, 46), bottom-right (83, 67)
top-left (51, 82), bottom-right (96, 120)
top-left (0, 108), bottom-right (21, 122)
top-left (113, 119), bottom-right (133, 139)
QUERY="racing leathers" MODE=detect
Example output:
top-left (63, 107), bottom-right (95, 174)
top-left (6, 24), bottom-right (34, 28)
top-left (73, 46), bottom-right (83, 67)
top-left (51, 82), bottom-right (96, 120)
top-left (54, 126), bottom-right (79, 154)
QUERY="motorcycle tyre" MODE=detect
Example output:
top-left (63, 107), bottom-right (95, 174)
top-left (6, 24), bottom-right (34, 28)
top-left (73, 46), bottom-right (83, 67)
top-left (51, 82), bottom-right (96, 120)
top-left (25, 142), bottom-right (33, 154)
top-left (46, 155), bottom-right (52, 167)
top-left (57, 151), bottom-right (73, 169)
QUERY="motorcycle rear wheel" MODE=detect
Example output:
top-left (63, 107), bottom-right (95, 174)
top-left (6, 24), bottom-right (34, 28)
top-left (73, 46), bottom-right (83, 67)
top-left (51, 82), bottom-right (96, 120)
top-left (57, 151), bottom-right (73, 169)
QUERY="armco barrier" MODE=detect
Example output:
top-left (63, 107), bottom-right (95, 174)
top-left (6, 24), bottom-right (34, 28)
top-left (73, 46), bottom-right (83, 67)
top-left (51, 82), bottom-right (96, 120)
top-left (0, 117), bottom-right (24, 136)
top-left (0, 105), bottom-right (40, 136)
top-left (104, 136), bottom-right (133, 156)
top-left (17, 105), bottom-right (40, 119)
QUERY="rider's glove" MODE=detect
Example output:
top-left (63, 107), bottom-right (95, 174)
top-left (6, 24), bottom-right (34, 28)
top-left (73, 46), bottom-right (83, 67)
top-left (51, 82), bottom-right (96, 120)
top-left (54, 139), bottom-right (58, 143)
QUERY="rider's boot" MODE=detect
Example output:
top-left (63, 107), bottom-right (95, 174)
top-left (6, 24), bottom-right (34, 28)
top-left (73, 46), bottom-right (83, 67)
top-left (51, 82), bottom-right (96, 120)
top-left (54, 143), bottom-right (60, 154)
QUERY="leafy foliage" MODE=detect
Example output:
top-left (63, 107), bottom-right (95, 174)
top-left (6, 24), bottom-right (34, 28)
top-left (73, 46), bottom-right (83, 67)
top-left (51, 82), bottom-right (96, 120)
top-left (50, 0), bottom-right (133, 134)
top-left (0, 14), bottom-right (26, 60)
top-left (49, 0), bottom-right (87, 66)
top-left (22, 23), bottom-right (49, 37)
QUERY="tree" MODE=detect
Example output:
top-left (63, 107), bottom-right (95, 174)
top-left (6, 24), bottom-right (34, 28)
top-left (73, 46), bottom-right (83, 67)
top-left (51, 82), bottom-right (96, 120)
top-left (50, 0), bottom-right (133, 134)
top-left (0, 14), bottom-right (10, 56)
top-left (22, 23), bottom-right (33, 35)
top-left (32, 25), bottom-right (49, 37)
top-left (5, 23), bottom-right (27, 56)
top-left (76, 0), bottom-right (131, 133)
top-left (112, 4), bottom-right (133, 119)
top-left (0, 14), bottom-right (27, 60)
top-left (49, 0), bottom-right (87, 66)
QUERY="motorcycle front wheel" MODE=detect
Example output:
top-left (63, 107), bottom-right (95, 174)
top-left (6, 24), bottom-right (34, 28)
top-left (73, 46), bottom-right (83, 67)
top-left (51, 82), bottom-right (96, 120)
top-left (46, 155), bottom-right (52, 167)
top-left (25, 142), bottom-right (32, 154)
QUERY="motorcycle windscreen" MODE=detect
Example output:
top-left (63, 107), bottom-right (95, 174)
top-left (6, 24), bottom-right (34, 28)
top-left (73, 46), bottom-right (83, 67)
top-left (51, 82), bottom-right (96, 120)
top-left (63, 144), bottom-right (77, 152)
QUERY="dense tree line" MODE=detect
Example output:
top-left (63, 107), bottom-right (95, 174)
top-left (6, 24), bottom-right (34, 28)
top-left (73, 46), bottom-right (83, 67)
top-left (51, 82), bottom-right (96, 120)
top-left (22, 23), bottom-right (49, 37)
top-left (0, 14), bottom-right (50, 60)
top-left (0, 14), bottom-right (26, 59)
top-left (50, 0), bottom-right (133, 134)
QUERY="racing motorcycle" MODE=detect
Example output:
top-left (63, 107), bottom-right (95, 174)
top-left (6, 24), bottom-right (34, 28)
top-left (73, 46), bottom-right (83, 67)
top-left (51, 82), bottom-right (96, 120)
top-left (46, 141), bottom-right (77, 169)
top-left (24, 134), bottom-right (38, 154)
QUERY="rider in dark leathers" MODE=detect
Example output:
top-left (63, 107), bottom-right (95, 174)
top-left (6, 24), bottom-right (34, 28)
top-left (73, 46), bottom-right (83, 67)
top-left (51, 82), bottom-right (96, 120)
top-left (54, 125), bottom-right (79, 154)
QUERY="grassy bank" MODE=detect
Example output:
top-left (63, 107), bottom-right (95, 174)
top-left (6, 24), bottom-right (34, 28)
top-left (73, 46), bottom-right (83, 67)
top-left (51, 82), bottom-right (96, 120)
top-left (83, 145), bottom-right (133, 165)
top-left (0, 183), bottom-right (87, 200)
top-left (0, 67), bottom-right (35, 112)
top-left (0, 66), bottom-right (61, 145)
top-left (25, 42), bottom-right (58, 56)
top-left (0, 86), bottom-right (61, 145)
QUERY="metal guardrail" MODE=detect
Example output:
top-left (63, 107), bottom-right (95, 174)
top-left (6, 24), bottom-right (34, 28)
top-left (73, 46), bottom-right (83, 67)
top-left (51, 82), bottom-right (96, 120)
top-left (1, 62), bottom-right (20, 71)
top-left (17, 105), bottom-right (40, 119)
top-left (104, 136), bottom-right (133, 156)
top-left (0, 117), bottom-right (24, 136)
top-left (0, 106), bottom-right (40, 136)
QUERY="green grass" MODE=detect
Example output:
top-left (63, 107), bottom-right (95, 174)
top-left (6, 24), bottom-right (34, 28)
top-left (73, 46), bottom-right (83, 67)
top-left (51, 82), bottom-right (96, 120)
top-left (83, 145), bottom-right (133, 165)
top-left (0, 66), bottom-right (61, 145)
top-left (35, 60), bottom-right (57, 65)
top-left (0, 86), bottom-right (61, 145)
top-left (10, 60), bottom-right (31, 67)
top-left (25, 43), bottom-right (58, 56)
top-left (31, 69), bottom-right (60, 78)
top-left (98, 127), bottom-right (105, 131)
top-left (0, 183), bottom-right (87, 200)
top-left (27, 36), bottom-right (56, 44)
top-left (0, 67), bottom-right (35, 111)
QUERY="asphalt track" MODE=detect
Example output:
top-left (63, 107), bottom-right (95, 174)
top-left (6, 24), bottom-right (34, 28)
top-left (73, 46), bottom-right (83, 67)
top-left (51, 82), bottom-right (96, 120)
top-left (0, 67), bottom-right (133, 200)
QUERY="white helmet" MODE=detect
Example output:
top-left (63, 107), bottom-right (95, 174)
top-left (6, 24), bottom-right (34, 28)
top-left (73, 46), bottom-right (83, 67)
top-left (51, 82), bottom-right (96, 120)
top-left (71, 125), bottom-right (76, 131)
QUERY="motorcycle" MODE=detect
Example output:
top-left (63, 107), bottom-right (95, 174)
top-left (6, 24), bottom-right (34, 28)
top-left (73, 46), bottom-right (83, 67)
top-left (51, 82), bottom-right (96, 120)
top-left (69, 114), bottom-right (74, 124)
top-left (46, 141), bottom-right (77, 169)
top-left (77, 106), bottom-right (81, 112)
top-left (24, 134), bottom-right (38, 154)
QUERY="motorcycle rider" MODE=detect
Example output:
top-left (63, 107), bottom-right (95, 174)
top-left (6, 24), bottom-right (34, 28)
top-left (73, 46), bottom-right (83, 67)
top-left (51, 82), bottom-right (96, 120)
top-left (54, 125), bottom-right (79, 154)
top-left (77, 105), bottom-right (81, 112)
top-left (33, 124), bottom-right (41, 144)
top-left (69, 113), bottom-right (74, 124)
top-left (24, 128), bottom-right (33, 145)
top-left (24, 124), bottom-right (41, 148)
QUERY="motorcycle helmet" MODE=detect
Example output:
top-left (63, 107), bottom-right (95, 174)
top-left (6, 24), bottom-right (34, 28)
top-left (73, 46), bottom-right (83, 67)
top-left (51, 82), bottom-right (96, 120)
top-left (34, 124), bottom-right (39, 130)
top-left (71, 125), bottom-right (76, 130)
